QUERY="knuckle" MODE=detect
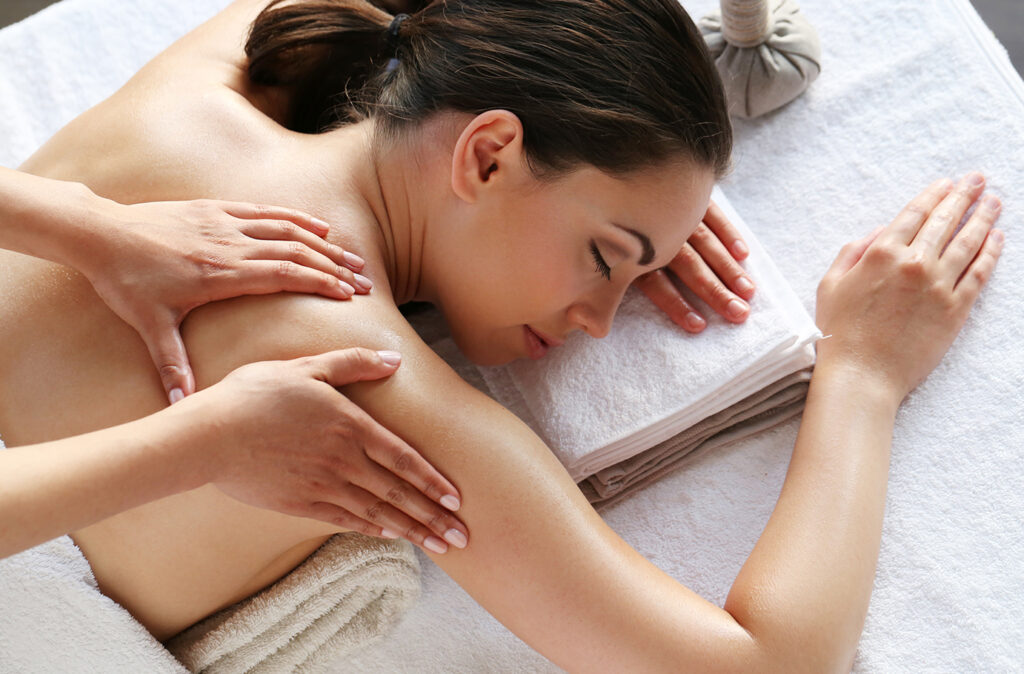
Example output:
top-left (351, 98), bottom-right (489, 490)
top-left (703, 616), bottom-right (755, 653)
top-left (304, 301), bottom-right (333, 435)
top-left (392, 450), bottom-right (414, 474)
top-left (364, 500), bottom-right (386, 522)
top-left (288, 241), bottom-right (307, 258)
top-left (385, 483), bottom-right (410, 506)
top-left (897, 253), bottom-right (929, 279)
top-left (276, 261), bottom-right (296, 279)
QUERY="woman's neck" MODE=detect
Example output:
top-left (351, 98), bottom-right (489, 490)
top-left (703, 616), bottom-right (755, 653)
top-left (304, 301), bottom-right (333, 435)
top-left (294, 120), bottom-right (450, 307)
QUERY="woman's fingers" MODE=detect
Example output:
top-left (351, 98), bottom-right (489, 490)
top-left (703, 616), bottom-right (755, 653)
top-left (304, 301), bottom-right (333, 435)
top-left (824, 225), bottom-right (885, 281)
top-left (359, 464), bottom-right (469, 549)
top-left (703, 199), bottom-right (749, 260)
top-left (954, 228), bottom-right (1005, 302)
top-left (633, 269), bottom-right (707, 333)
top-left (216, 201), bottom-right (332, 239)
top-left (881, 178), bottom-right (954, 245)
top-left (941, 193), bottom-right (1003, 284)
top-left (686, 222), bottom-right (756, 300)
top-left (912, 173), bottom-right (986, 254)
top-left (136, 319), bottom-right (195, 402)
top-left (240, 218), bottom-right (365, 273)
top-left (665, 243), bottom-right (750, 323)
top-left (246, 238), bottom-right (372, 294)
top-left (231, 260), bottom-right (358, 299)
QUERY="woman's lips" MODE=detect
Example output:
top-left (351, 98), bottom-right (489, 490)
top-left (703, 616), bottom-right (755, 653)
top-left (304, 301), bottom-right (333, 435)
top-left (523, 325), bottom-right (563, 360)
top-left (524, 325), bottom-right (548, 360)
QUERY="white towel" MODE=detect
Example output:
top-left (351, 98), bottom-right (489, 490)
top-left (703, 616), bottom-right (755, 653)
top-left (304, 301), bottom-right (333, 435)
top-left (474, 186), bottom-right (819, 481)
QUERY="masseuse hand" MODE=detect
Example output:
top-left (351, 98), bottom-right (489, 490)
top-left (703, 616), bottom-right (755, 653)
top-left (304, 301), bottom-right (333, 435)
top-left (816, 173), bottom-right (1004, 401)
top-left (634, 199), bottom-right (756, 332)
top-left (177, 347), bottom-right (469, 553)
top-left (80, 198), bottom-right (373, 403)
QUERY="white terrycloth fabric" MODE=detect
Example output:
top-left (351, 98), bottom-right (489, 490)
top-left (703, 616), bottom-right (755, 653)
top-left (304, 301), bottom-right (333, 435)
top-left (1, 0), bottom-right (1022, 671)
top-left (164, 535), bottom-right (420, 674)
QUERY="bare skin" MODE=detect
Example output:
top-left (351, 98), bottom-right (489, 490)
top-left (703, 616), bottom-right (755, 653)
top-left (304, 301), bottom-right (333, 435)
top-left (0, 1), bottom-right (1002, 670)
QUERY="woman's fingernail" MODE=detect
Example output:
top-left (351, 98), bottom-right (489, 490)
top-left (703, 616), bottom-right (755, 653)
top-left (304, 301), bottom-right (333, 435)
top-left (353, 273), bottom-right (373, 291)
top-left (380, 529), bottom-right (400, 539)
top-left (312, 217), bottom-right (331, 232)
top-left (168, 388), bottom-right (184, 404)
top-left (440, 494), bottom-right (461, 511)
top-left (338, 280), bottom-right (355, 295)
top-left (443, 529), bottom-right (467, 549)
top-left (731, 240), bottom-right (749, 258)
top-left (343, 251), bottom-right (364, 269)
top-left (735, 276), bottom-right (755, 295)
top-left (967, 172), bottom-right (984, 187)
top-left (684, 312), bottom-right (706, 331)
top-left (377, 350), bottom-right (402, 367)
top-left (727, 298), bottom-right (748, 319)
top-left (984, 194), bottom-right (1002, 213)
top-left (423, 536), bottom-right (448, 554)
top-left (991, 229), bottom-right (1005, 244)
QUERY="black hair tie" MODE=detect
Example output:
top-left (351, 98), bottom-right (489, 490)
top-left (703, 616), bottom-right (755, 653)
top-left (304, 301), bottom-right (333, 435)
top-left (386, 13), bottom-right (410, 51)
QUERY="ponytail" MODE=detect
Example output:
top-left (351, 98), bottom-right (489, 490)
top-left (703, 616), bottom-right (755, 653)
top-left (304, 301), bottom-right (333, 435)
top-left (246, 1), bottom-right (397, 133)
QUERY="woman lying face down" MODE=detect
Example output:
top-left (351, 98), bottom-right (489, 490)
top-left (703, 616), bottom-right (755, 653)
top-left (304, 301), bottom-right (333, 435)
top-left (2, 0), bottom-right (1001, 669)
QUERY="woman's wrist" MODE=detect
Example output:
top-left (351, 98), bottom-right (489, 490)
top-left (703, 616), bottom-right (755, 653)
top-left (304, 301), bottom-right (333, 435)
top-left (811, 351), bottom-right (905, 412)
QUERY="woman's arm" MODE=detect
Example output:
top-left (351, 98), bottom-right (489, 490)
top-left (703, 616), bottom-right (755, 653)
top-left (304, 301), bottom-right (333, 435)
top-left (0, 349), bottom-right (468, 560)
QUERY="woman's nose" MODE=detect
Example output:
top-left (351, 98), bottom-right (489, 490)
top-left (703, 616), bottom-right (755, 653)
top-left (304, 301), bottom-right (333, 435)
top-left (567, 290), bottom-right (621, 339)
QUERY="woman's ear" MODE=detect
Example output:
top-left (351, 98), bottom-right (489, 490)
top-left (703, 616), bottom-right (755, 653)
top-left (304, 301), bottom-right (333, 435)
top-left (450, 110), bottom-right (525, 204)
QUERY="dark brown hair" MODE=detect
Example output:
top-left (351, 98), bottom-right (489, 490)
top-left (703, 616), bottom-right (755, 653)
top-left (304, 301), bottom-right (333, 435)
top-left (247, 0), bottom-right (732, 177)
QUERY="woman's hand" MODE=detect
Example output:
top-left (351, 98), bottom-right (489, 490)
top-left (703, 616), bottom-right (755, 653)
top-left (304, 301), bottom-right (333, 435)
top-left (178, 348), bottom-right (469, 554)
top-left (815, 173), bottom-right (1004, 402)
top-left (634, 199), bottom-right (756, 332)
top-left (79, 198), bottom-right (374, 403)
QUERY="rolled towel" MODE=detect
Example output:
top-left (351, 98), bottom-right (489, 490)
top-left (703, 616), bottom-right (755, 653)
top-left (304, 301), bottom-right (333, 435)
top-left (164, 534), bottom-right (420, 674)
top-left (700, 0), bottom-right (822, 118)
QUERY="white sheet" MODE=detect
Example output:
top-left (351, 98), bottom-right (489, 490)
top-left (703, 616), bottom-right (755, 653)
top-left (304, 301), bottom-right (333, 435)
top-left (0, 0), bottom-right (1021, 671)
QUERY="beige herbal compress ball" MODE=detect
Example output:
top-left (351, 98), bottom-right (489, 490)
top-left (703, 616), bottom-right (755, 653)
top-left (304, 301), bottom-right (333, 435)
top-left (700, 0), bottom-right (822, 118)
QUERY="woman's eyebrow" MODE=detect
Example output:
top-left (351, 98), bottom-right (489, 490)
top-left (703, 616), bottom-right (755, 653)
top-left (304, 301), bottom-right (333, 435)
top-left (613, 223), bottom-right (656, 266)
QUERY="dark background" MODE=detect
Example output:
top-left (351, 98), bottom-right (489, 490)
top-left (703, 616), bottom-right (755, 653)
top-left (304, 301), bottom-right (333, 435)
top-left (1, 0), bottom-right (1021, 77)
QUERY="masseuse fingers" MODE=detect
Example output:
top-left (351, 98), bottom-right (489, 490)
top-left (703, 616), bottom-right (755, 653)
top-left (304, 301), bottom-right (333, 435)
top-left (246, 240), bottom-right (371, 294)
top-left (240, 218), bottom-right (365, 273)
top-left (138, 320), bottom-right (194, 403)
top-left (360, 462), bottom-right (468, 546)
top-left (702, 199), bottom-right (749, 260)
top-left (329, 484), bottom-right (456, 554)
top-left (686, 222), bottom-right (756, 300)
top-left (942, 192), bottom-right (1003, 285)
top-left (666, 242), bottom-right (749, 324)
top-left (881, 177), bottom-right (955, 245)
top-left (305, 347), bottom-right (464, 510)
top-left (215, 201), bottom-right (333, 240)
top-left (301, 501), bottom-right (397, 541)
top-left (912, 173), bottom-right (986, 254)
top-left (231, 260), bottom-right (358, 300)
top-left (634, 269), bottom-right (707, 333)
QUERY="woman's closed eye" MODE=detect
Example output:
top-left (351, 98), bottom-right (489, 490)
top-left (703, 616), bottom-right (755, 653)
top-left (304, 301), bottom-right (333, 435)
top-left (589, 240), bottom-right (612, 281)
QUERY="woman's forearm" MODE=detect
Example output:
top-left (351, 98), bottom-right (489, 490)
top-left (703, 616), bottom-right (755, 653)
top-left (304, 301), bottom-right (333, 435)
top-left (724, 359), bottom-right (900, 670)
top-left (0, 166), bottom-right (99, 267)
top-left (0, 407), bottom-right (207, 559)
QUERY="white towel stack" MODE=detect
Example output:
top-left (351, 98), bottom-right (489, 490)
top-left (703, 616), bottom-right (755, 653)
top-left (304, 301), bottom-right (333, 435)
top-left (412, 187), bottom-right (820, 504)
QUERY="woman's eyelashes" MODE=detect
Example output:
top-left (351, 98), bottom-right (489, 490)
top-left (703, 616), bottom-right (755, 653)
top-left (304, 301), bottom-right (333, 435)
top-left (589, 240), bottom-right (612, 281)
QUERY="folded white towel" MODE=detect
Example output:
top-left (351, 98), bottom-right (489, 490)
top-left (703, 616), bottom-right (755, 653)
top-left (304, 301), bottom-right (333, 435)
top-left (164, 534), bottom-right (420, 674)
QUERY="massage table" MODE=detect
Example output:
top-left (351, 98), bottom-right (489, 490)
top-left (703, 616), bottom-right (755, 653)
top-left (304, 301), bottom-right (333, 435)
top-left (0, 0), bottom-right (1020, 670)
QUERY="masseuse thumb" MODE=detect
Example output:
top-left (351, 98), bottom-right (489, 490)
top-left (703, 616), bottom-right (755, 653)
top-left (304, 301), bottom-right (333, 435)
top-left (309, 348), bottom-right (403, 387)
top-left (143, 324), bottom-right (195, 404)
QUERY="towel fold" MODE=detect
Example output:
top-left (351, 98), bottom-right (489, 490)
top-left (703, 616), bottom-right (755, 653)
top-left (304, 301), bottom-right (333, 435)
top-left (164, 534), bottom-right (420, 674)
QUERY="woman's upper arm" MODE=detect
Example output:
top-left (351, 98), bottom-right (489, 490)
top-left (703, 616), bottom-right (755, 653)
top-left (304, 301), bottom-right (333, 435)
top-left (182, 293), bottom-right (760, 672)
